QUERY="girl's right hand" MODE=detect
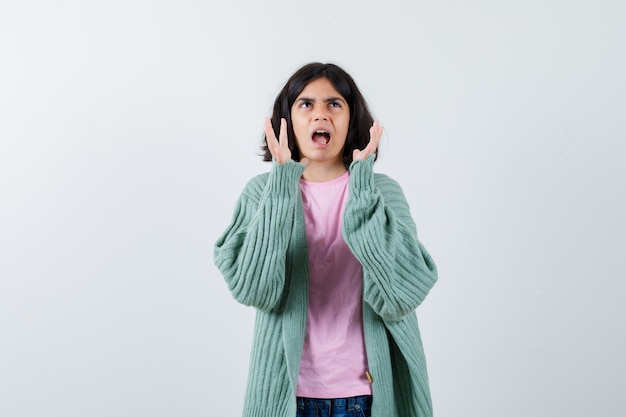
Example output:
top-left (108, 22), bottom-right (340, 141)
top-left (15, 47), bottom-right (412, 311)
top-left (265, 118), bottom-right (291, 164)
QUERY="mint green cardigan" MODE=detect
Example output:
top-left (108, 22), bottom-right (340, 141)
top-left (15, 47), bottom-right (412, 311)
top-left (214, 156), bottom-right (438, 417)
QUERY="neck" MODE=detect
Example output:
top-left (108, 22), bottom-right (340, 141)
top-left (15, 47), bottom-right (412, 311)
top-left (301, 161), bottom-right (347, 182)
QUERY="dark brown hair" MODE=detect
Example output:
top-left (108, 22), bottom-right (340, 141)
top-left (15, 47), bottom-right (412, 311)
top-left (262, 62), bottom-right (376, 165)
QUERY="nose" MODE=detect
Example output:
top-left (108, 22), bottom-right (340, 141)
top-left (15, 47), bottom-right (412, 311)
top-left (313, 104), bottom-right (328, 121)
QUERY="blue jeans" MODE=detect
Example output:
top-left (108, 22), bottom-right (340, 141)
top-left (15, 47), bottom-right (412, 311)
top-left (296, 395), bottom-right (372, 417)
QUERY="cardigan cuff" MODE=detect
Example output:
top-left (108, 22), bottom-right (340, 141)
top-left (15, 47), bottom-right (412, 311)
top-left (348, 154), bottom-right (376, 191)
top-left (266, 160), bottom-right (305, 197)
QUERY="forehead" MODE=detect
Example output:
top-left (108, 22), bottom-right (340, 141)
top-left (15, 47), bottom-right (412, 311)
top-left (297, 77), bottom-right (345, 99)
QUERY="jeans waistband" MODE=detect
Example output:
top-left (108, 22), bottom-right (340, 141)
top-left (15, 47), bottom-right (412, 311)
top-left (296, 395), bottom-right (371, 410)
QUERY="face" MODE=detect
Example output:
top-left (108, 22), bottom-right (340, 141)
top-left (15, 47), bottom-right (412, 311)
top-left (290, 77), bottom-right (350, 166)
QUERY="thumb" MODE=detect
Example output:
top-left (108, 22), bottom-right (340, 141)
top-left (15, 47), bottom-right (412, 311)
top-left (299, 157), bottom-right (310, 168)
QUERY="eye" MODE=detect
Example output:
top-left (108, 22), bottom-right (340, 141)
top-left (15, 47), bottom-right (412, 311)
top-left (329, 100), bottom-right (343, 109)
top-left (298, 100), bottom-right (312, 108)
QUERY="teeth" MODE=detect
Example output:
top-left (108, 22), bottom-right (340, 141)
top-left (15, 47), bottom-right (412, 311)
top-left (315, 130), bottom-right (328, 134)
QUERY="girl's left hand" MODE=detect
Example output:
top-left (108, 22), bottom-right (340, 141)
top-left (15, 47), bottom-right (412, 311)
top-left (353, 120), bottom-right (384, 161)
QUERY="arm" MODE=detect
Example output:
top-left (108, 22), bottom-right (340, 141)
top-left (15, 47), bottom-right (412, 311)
top-left (343, 155), bottom-right (437, 321)
top-left (214, 160), bottom-right (305, 311)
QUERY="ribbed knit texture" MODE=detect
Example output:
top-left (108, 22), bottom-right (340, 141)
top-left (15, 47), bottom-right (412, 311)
top-left (214, 155), bottom-right (438, 417)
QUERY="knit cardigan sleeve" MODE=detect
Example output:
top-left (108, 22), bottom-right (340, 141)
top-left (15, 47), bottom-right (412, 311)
top-left (343, 155), bottom-right (438, 321)
top-left (214, 160), bottom-right (305, 311)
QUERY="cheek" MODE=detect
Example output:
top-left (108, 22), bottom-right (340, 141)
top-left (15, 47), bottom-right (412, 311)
top-left (293, 125), bottom-right (308, 144)
top-left (339, 118), bottom-right (350, 138)
top-left (291, 116), bottom-right (307, 134)
top-left (294, 135), bottom-right (305, 148)
top-left (340, 115), bottom-right (350, 133)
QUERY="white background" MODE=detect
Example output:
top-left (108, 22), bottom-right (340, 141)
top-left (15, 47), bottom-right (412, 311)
top-left (1, 1), bottom-right (625, 416)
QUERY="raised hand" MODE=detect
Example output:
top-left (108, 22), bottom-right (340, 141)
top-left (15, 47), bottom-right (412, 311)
top-left (353, 120), bottom-right (384, 161)
top-left (265, 117), bottom-right (291, 164)
top-left (264, 118), bottom-right (309, 167)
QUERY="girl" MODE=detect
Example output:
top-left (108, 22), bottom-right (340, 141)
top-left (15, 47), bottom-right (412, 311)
top-left (214, 62), bottom-right (437, 417)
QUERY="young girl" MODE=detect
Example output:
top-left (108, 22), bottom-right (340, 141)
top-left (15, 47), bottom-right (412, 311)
top-left (214, 62), bottom-right (437, 417)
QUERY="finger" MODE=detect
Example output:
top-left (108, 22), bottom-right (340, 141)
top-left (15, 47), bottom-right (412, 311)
top-left (369, 121), bottom-right (383, 148)
top-left (279, 118), bottom-right (289, 151)
top-left (265, 118), bottom-right (278, 148)
top-left (364, 122), bottom-right (383, 155)
top-left (264, 118), bottom-right (282, 162)
top-left (299, 157), bottom-right (310, 168)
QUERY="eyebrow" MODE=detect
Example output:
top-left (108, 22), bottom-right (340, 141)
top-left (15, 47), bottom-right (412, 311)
top-left (296, 97), bottom-right (347, 104)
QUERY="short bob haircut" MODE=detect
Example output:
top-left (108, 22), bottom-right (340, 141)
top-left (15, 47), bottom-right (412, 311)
top-left (262, 62), bottom-right (376, 166)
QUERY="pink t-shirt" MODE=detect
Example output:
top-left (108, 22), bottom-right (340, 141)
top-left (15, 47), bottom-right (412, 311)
top-left (296, 171), bottom-right (372, 398)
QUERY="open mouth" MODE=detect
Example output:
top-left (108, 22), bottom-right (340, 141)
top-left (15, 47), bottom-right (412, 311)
top-left (312, 130), bottom-right (330, 145)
